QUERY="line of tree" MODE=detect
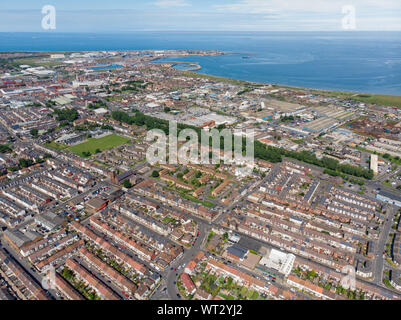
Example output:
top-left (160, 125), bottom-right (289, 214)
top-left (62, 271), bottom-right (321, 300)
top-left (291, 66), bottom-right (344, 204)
top-left (0, 144), bottom-right (12, 154)
top-left (53, 108), bottom-right (79, 122)
top-left (88, 100), bottom-right (107, 110)
top-left (8, 155), bottom-right (50, 172)
top-left (112, 110), bottom-right (373, 180)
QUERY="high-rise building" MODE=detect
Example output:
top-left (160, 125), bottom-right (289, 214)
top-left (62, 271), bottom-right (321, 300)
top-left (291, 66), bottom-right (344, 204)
top-left (370, 154), bottom-right (378, 175)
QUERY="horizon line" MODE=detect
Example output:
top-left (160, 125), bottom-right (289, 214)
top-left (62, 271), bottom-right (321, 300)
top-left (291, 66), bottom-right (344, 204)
top-left (1, 30), bottom-right (401, 33)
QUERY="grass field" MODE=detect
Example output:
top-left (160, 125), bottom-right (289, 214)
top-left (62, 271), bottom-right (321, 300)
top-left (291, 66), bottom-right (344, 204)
top-left (45, 141), bottom-right (68, 151)
top-left (180, 70), bottom-right (250, 85)
top-left (352, 94), bottom-right (401, 108)
top-left (273, 85), bottom-right (401, 108)
top-left (68, 134), bottom-right (131, 157)
top-left (179, 191), bottom-right (216, 208)
top-left (12, 56), bottom-right (64, 68)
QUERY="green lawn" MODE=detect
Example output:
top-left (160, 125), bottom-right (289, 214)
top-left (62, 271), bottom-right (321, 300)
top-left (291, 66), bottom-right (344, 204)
top-left (271, 85), bottom-right (401, 109)
top-left (240, 286), bottom-right (248, 297)
top-left (247, 290), bottom-right (259, 300)
top-left (352, 94), bottom-right (401, 109)
top-left (162, 216), bottom-right (177, 224)
top-left (45, 141), bottom-right (68, 151)
top-left (179, 191), bottom-right (215, 208)
top-left (12, 56), bottom-right (64, 68)
top-left (68, 134), bottom-right (131, 157)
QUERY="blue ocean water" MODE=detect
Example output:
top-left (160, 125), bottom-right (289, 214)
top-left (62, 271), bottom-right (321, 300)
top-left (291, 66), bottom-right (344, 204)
top-left (91, 64), bottom-right (124, 71)
top-left (0, 31), bottom-right (400, 95)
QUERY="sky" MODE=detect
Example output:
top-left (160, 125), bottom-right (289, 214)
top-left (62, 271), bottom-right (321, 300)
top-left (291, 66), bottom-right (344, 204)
top-left (1, 0), bottom-right (401, 32)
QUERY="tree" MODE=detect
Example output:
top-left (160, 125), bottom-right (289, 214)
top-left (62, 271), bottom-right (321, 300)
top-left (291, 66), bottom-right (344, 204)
top-left (306, 270), bottom-right (317, 279)
top-left (122, 180), bottom-right (132, 188)
top-left (152, 170), bottom-right (160, 178)
top-left (0, 144), bottom-right (11, 154)
top-left (110, 110), bottom-right (373, 179)
top-left (190, 179), bottom-right (201, 188)
top-left (53, 108), bottom-right (79, 122)
top-left (19, 158), bottom-right (34, 168)
top-left (30, 128), bottom-right (39, 137)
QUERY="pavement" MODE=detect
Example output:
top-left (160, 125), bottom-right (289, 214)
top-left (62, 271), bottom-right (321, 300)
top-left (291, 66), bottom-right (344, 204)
top-left (0, 240), bottom-right (58, 300)
top-left (373, 205), bottom-right (398, 286)
top-left (151, 221), bottom-right (209, 300)
top-left (150, 173), bottom-right (293, 300)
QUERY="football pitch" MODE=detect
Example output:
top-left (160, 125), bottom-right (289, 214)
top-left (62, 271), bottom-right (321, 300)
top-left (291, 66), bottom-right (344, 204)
top-left (68, 134), bottom-right (131, 157)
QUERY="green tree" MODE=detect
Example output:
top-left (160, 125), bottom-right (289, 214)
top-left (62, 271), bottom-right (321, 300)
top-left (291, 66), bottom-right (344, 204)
top-left (53, 108), bottom-right (79, 122)
top-left (0, 145), bottom-right (11, 153)
top-left (30, 128), bottom-right (39, 137)
top-left (122, 180), bottom-right (132, 188)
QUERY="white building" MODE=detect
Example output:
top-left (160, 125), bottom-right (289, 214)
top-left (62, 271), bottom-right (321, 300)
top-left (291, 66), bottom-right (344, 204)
top-left (370, 154), bottom-right (378, 176)
top-left (259, 248), bottom-right (296, 277)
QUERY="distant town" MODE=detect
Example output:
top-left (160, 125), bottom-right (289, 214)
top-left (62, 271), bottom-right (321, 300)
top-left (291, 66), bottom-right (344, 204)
top-left (0, 49), bottom-right (400, 301)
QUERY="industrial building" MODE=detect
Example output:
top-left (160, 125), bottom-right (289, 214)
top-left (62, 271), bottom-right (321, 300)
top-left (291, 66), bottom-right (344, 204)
top-left (376, 190), bottom-right (401, 207)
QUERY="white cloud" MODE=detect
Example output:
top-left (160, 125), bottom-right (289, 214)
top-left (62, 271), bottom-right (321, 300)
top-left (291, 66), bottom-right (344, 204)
top-left (153, 0), bottom-right (191, 8)
top-left (212, 0), bottom-right (401, 30)
top-left (214, 0), bottom-right (401, 14)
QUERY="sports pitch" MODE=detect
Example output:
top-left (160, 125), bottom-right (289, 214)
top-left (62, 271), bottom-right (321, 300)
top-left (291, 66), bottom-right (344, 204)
top-left (68, 134), bottom-right (131, 157)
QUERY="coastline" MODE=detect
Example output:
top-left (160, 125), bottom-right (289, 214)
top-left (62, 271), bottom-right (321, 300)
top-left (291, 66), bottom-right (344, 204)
top-left (154, 60), bottom-right (202, 72)
top-left (2, 49), bottom-right (401, 108)
top-left (178, 69), bottom-right (401, 108)
top-left (153, 52), bottom-right (401, 101)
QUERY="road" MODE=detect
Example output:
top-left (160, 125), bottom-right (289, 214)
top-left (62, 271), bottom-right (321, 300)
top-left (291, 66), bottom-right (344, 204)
top-left (2, 136), bottom-right (399, 301)
top-left (0, 169), bottom-right (47, 191)
top-left (0, 239), bottom-right (58, 300)
top-left (151, 221), bottom-right (209, 300)
top-left (373, 205), bottom-right (398, 286)
top-left (74, 255), bottom-right (128, 300)
top-left (150, 175), bottom-right (275, 300)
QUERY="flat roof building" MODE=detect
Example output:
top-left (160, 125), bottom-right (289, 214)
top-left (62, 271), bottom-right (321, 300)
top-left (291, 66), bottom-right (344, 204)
top-left (377, 190), bottom-right (401, 207)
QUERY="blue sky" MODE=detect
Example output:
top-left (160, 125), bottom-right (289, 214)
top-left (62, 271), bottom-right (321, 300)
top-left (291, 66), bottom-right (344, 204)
top-left (1, 0), bottom-right (401, 32)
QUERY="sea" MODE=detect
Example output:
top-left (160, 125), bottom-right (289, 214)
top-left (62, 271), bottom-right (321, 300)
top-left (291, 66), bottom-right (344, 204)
top-left (1, 31), bottom-right (401, 95)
